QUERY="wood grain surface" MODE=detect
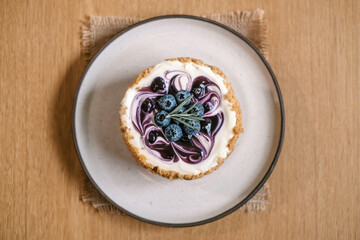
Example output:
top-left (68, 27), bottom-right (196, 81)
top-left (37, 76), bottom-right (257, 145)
top-left (0, 0), bottom-right (359, 239)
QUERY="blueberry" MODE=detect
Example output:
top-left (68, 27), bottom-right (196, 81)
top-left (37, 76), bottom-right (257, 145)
top-left (154, 110), bottom-right (171, 127)
top-left (191, 84), bottom-right (206, 98)
top-left (189, 103), bottom-right (204, 117)
top-left (141, 98), bottom-right (154, 113)
top-left (175, 90), bottom-right (191, 106)
top-left (183, 120), bottom-right (201, 136)
top-left (192, 77), bottom-right (209, 98)
top-left (201, 118), bottom-right (212, 135)
top-left (158, 94), bottom-right (177, 111)
top-left (148, 131), bottom-right (158, 144)
top-left (192, 87), bottom-right (203, 97)
top-left (204, 102), bottom-right (214, 112)
top-left (164, 124), bottom-right (183, 142)
top-left (151, 77), bottom-right (166, 92)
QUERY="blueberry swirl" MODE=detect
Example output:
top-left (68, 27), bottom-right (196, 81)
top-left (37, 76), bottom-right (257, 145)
top-left (130, 71), bottom-right (224, 164)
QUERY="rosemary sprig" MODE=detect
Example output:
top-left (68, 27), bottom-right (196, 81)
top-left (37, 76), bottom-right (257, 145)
top-left (165, 93), bottom-right (204, 130)
top-left (167, 94), bottom-right (193, 116)
top-left (170, 114), bottom-right (204, 121)
top-left (182, 102), bottom-right (197, 114)
top-left (171, 117), bottom-right (198, 130)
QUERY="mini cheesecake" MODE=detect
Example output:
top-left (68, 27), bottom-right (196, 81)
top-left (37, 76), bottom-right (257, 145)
top-left (119, 57), bottom-right (243, 180)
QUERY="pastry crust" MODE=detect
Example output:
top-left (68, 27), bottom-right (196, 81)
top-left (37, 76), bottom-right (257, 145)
top-left (119, 57), bottom-right (243, 180)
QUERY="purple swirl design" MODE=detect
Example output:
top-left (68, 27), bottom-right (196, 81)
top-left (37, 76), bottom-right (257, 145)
top-left (130, 71), bottom-right (224, 164)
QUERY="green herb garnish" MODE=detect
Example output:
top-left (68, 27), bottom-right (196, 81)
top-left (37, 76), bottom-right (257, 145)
top-left (165, 94), bottom-right (204, 130)
top-left (167, 94), bottom-right (193, 115)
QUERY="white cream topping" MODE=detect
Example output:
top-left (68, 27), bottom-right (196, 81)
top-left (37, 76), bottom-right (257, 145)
top-left (120, 60), bottom-right (237, 176)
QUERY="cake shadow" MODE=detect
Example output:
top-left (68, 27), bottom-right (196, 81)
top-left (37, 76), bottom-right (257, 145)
top-left (52, 53), bottom-right (141, 183)
top-left (86, 79), bottom-right (137, 165)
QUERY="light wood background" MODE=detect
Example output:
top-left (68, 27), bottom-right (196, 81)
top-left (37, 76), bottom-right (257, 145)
top-left (1, 0), bottom-right (359, 239)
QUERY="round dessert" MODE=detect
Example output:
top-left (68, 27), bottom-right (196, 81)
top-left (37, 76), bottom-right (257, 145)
top-left (119, 57), bottom-right (243, 180)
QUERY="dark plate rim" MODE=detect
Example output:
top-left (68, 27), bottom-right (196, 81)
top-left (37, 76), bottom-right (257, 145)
top-left (72, 14), bottom-right (285, 228)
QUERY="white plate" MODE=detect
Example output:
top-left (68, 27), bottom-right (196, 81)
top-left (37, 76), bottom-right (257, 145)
top-left (73, 15), bottom-right (284, 227)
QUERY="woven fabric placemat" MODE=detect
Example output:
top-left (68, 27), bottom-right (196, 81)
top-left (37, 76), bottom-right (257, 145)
top-left (80, 9), bottom-right (270, 214)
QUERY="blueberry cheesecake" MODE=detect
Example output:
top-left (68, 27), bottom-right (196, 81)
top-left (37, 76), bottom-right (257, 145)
top-left (119, 57), bottom-right (243, 180)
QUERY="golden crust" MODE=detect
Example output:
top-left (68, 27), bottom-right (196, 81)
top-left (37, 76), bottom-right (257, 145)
top-left (119, 57), bottom-right (243, 180)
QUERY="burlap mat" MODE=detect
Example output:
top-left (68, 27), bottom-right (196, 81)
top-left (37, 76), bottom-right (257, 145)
top-left (80, 9), bottom-right (270, 214)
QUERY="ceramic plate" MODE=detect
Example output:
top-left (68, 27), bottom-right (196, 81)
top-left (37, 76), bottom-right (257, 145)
top-left (73, 15), bottom-right (285, 227)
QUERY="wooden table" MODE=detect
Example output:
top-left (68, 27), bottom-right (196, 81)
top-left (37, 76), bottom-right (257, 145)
top-left (1, 0), bottom-right (359, 239)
